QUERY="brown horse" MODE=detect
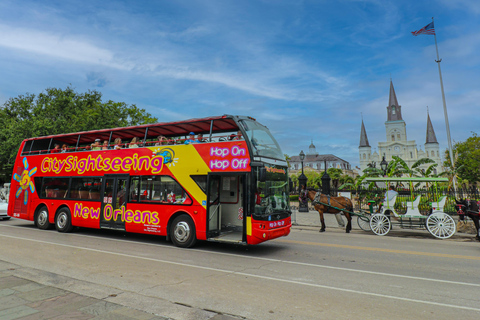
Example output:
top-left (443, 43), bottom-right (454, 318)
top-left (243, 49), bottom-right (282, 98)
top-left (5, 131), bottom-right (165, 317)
top-left (307, 189), bottom-right (353, 233)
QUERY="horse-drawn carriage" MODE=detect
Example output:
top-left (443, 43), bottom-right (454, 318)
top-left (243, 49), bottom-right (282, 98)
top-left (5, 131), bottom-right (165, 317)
top-left (307, 177), bottom-right (462, 240)
top-left (364, 177), bottom-right (456, 239)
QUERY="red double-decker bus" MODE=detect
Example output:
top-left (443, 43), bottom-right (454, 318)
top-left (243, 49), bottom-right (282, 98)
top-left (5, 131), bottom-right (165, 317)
top-left (8, 115), bottom-right (291, 247)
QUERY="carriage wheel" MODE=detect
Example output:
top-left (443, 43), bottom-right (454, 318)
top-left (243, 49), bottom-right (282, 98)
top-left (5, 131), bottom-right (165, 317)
top-left (369, 213), bottom-right (391, 236)
top-left (357, 213), bottom-right (371, 231)
top-left (426, 212), bottom-right (456, 239)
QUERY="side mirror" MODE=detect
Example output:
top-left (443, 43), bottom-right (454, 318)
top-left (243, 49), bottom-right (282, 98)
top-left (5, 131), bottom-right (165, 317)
top-left (258, 167), bottom-right (267, 182)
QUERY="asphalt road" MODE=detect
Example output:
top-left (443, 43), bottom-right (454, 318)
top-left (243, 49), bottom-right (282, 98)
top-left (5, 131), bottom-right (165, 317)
top-left (0, 218), bottom-right (479, 320)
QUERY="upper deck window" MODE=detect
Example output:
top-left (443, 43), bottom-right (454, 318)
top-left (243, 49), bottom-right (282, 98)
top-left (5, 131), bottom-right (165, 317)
top-left (240, 119), bottom-right (283, 160)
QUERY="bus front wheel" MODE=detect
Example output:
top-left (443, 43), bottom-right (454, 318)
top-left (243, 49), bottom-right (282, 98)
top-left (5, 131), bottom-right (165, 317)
top-left (55, 208), bottom-right (73, 233)
top-left (35, 206), bottom-right (51, 230)
top-left (170, 214), bottom-right (197, 248)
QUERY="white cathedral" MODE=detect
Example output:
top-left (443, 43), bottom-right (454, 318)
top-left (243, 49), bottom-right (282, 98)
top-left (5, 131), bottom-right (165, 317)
top-left (359, 80), bottom-right (443, 174)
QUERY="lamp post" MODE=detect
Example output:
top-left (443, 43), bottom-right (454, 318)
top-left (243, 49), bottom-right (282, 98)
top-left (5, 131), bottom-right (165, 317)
top-left (298, 150), bottom-right (308, 212)
top-left (380, 156), bottom-right (388, 177)
top-left (321, 160), bottom-right (331, 196)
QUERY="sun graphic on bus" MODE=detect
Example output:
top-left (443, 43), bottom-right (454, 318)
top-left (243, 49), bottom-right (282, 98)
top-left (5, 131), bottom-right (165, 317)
top-left (12, 158), bottom-right (37, 205)
top-left (151, 147), bottom-right (178, 167)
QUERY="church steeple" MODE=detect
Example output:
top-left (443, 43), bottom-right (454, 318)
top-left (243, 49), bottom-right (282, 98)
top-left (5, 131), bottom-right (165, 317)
top-left (359, 120), bottom-right (370, 147)
top-left (387, 80), bottom-right (403, 121)
top-left (425, 111), bottom-right (438, 144)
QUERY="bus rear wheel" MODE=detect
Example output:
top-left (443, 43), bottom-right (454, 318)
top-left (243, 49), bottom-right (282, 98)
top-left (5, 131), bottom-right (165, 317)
top-left (170, 214), bottom-right (197, 248)
top-left (35, 206), bottom-right (51, 230)
top-left (55, 208), bottom-right (73, 233)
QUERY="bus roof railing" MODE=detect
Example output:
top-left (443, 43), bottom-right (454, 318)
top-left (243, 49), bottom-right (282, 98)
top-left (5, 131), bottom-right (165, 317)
top-left (365, 177), bottom-right (449, 183)
top-left (22, 115), bottom-right (250, 146)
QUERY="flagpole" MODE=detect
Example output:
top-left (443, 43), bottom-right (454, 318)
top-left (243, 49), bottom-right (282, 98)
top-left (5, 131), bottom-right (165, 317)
top-left (431, 17), bottom-right (457, 193)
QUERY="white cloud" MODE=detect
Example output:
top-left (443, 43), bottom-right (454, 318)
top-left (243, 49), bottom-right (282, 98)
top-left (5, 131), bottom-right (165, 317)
top-left (0, 24), bottom-right (129, 69)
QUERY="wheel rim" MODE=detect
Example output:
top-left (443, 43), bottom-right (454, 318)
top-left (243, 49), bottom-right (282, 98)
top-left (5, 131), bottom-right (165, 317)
top-left (57, 212), bottom-right (68, 229)
top-left (37, 210), bottom-right (48, 227)
top-left (370, 214), bottom-right (390, 236)
top-left (173, 221), bottom-right (191, 243)
top-left (357, 215), bottom-right (371, 231)
top-left (427, 213), bottom-right (456, 239)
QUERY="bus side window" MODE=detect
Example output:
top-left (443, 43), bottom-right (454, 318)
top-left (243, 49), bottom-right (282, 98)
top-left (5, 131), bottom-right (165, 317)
top-left (137, 175), bottom-right (192, 205)
top-left (129, 177), bottom-right (140, 202)
top-left (42, 177), bottom-right (69, 198)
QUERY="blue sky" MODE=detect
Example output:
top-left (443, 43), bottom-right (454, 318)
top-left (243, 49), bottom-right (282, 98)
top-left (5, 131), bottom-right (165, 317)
top-left (1, 0), bottom-right (479, 171)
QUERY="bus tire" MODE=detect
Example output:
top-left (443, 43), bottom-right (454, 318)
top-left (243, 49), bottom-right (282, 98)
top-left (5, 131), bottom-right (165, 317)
top-left (170, 214), bottom-right (197, 248)
top-left (35, 206), bottom-right (51, 230)
top-left (55, 208), bottom-right (73, 233)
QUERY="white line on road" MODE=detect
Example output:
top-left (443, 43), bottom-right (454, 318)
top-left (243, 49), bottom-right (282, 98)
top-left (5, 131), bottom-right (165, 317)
top-left (2, 223), bottom-right (480, 289)
top-left (1, 230), bottom-right (480, 313)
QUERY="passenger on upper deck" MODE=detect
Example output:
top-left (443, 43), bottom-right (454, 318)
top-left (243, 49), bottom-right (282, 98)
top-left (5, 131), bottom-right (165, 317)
top-left (197, 133), bottom-right (206, 143)
top-left (61, 144), bottom-right (68, 153)
top-left (155, 135), bottom-right (167, 146)
top-left (184, 132), bottom-right (198, 144)
top-left (50, 144), bottom-right (61, 153)
top-left (228, 130), bottom-right (242, 141)
top-left (102, 140), bottom-right (109, 150)
top-left (91, 139), bottom-right (102, 150)
top-left (129, 137), bottom-right (139, 148)
top-left (113, 138), bottom-right (122, 150)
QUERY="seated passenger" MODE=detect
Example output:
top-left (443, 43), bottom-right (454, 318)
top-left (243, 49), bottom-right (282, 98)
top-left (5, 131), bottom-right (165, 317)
top-left (102, 140), bottom-right (109, 150)
top-left (155, 135), bottom-right (168, 146)
top-left (113, 138), bottom-right (123, 150)
top-left (228, 130), bottom-right (242, 140)
top-left (129, 137), bottom-right (139, 148)
top-left (50, 144), bottom-right (61, 153)
top-left (167, 191), bottom-right (176, 203)
top-left (197, 133), bottom-right (206, 143)
top-left (91, 139), bottom-right (102, 150)
top-left (61, 144), bottom-right (68, 153)
top-left (184, 132), bottom-right (198, 144)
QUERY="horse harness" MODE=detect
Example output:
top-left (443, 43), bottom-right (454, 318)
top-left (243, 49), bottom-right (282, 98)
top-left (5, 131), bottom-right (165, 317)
top-left (312, 192), bottom-right (352, 213)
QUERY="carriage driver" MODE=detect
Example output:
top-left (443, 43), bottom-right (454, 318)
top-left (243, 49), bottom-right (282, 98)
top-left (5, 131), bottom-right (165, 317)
top-left (378, 185), bottom-right (398, 212)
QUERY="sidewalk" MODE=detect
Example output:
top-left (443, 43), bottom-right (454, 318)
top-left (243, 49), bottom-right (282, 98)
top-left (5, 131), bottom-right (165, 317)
top-left (0, 261), bottom-right (239, 320)
top-left (291, 208), bottom-right (361, 230)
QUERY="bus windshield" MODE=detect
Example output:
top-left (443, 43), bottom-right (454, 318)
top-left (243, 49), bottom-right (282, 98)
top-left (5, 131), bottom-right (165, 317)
top-left (255, 165), bottom-right (290, 216)
top-left (241, 119), bottom-right (283, 160)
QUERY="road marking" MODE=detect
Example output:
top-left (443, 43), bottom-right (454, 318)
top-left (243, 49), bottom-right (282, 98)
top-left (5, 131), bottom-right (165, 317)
top-left (276, 238), bottom-right (480, 261)
top-left (1, 231), bottom-right (480, 313)
top-left (1, 223), bottom-right (480, 291)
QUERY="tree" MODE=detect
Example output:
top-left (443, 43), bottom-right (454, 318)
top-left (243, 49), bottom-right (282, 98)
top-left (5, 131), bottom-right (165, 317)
top-left (327, 168), bottom-right (343, 189)
top-left (284, 154), bottom-right (291, 167)
top-left (444, 133), bottom-right (480, 183)
top-left (0, 87), bottom-right (157, 183)
top-left (392, 156), bottom-right (437, 178)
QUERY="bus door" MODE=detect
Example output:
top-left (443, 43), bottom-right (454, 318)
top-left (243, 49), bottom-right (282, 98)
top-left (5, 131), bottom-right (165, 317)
top-left (206, 173), bottom-right (246, 243)
top-left (100, 175), bottom-right (129, 230)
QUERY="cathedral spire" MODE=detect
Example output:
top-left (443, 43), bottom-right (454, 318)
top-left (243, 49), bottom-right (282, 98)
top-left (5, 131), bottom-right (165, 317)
top-left (387, 80), bottom-right (403, 121)
top-left (359, 120), bottom-right (370, 147)
top-left (425, 111), bottom-right (438, 144)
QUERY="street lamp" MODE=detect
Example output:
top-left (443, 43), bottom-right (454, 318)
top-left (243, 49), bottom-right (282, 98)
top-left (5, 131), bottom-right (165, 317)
top-left (298, 150), bottom-right (308, 212)
top-left (380, 156), bottom-right (388, 176)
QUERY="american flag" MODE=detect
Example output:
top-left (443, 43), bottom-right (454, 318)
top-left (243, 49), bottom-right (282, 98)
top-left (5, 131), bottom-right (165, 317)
top-left (411, 22), bottom-right (435, 36)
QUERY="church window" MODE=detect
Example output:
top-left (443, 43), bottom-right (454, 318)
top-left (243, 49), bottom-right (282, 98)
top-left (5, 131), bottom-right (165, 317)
top-left (410, 152), bottom-right (413, 158)
top-left (437, 151), bottom-right (439, 157)
top-left (391, 134), bottom-right (395, 141)
top-left (392, 106), bottom-right (396, 115)
top-left (431, 151), bottom-right (434, 157)
top-left (397, 134), bottom-right (401, 140)
top-left (363, 154), bottom-right (366, 160)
